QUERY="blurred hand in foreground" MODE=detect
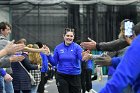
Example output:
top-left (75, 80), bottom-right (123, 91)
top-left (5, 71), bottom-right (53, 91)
top-left (94, 55), bottom-right (112, 66)
top-left (9, 55), bottom-right (25, 62)
top-left (4, 73), bottom-right (13, 82)
top-left (4, 40), bottom-right (25, 55)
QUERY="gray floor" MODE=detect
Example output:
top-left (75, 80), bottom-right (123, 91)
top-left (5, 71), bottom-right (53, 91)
top-left (45, 75), bottom-right (108, 93)
top-left (92, 75), bottom-right (108, 92)
top-left (45, 79), bottom-right (58, 93)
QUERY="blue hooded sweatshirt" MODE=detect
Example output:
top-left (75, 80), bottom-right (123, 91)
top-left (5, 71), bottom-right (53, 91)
top-left (52, 42), bottom-right (83, 75)
top-left (87, 60), bottom-right (93, 70)
top-left (40, 52), bottom-right (54, 72)
top-left (111, 56), bottom-right (123, 69)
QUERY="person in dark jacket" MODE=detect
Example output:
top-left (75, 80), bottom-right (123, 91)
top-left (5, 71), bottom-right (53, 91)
top-left (11, 39), bottom-right (40, 93)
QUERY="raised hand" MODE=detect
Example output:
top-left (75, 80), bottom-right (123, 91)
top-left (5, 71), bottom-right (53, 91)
top-left (82, 50), bottom-right (92, 61)
top-left (4, 40), bottom-right (25, 54)
top-left (9, 55), bottom-right (25, 62)
top-left (42, 45), bottom-right (51, 55)
top-left (94, 55), bottom-right (112, 66)
top-left (80, 38), bottom-right (97, 50)
top-left (4, 73), bottom-right (13, 82)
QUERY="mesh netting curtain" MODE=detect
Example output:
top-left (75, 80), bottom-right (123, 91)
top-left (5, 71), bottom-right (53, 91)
top-left (11, 4), bottom-right (68, 50)
top-left (68, 4), bottom-right (80, 42)
top-left (10, 3), bottom-right (137, 49)
top-left (85, 4), bottom-right (137, 43)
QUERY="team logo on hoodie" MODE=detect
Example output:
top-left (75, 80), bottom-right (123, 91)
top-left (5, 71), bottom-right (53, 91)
top-left (60, 49), bottom-right (64, 53)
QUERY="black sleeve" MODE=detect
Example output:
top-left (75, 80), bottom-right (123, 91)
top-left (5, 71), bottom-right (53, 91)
top-left (96, 38), bottom-right (129, 51)
top-left (21, 53), bottom-right (38, 71)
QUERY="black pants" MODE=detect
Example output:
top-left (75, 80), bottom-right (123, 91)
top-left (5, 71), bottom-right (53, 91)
top-left (37, 72), bottom-right (48, 93)
top-left (56, 72), bottom-right (81, 93)
top-left (85, 69), bottom-right (92, 91)
top-left (81, 69), bottom-right (92, 93)
top-left (81, 69), bottom-right (86, 93)
top-left (14, 90), bottom-right (30, 93)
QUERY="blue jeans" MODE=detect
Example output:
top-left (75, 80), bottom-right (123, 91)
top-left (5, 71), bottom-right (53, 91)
top-left (0, 75), bottom-right (14, 93)
top-left (4, 80), bottom-right (14, 93)
top-left (30, 85), bottom-right (38, 93)
top-left (0, 76), bottom-right (4, 93)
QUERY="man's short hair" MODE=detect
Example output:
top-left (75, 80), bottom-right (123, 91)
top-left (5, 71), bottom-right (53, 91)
top-left (16, 38), bottom-right (27, 45)
top-left (0, 22), bottom-right (11, 31)
top-left (36, 42), bottom-right (43, 48)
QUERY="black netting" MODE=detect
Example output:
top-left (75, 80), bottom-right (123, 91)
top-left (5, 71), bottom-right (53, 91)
top-left (11, 4), bottom-right (68, 50)
top-left (0, 2), bottom-right (138, 49)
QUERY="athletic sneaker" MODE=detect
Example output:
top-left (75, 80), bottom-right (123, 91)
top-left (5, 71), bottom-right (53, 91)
top-left (44, 90), bottom-right (48, 93)
top-left (89, 89), bottom-right (97, 93)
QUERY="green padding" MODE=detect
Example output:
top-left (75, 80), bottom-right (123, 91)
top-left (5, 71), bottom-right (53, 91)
top-left (102, 66), bottom-right (108, 75)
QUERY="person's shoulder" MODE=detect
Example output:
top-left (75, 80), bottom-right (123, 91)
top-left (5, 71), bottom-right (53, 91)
top-left (0, 35), bottom-right (9, 48)
top-left (55, 42), bottom-right (64, 48)
top-left (131, 35), bottom-right (140, 45)
top-left (73, 42), bottom-right (82, 49)
top-left (0, 35), bottom-right (5, 39)
top-left (134, 35), bottom-right (140, 41)
top-left (127, 35), bottom-right (140, 51)
top-left (72, 42), bottom-right (79, 46)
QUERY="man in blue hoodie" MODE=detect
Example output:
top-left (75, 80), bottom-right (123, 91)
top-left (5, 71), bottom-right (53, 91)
top-left (82, 22), bottom-right (140, 93)
top-left (99, 22), bottom-right (140, 93)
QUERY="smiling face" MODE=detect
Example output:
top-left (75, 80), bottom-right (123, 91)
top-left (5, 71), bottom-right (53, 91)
top-left (63, 31), bottom-right (74, 46)
top-left (1, 25), bottom-right (11, 37)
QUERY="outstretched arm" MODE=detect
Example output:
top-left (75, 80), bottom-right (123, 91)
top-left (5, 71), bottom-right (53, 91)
top-left (80, 37), bottom-right (129, 51)
top-left (0, 40), bottom-right (25, 58)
